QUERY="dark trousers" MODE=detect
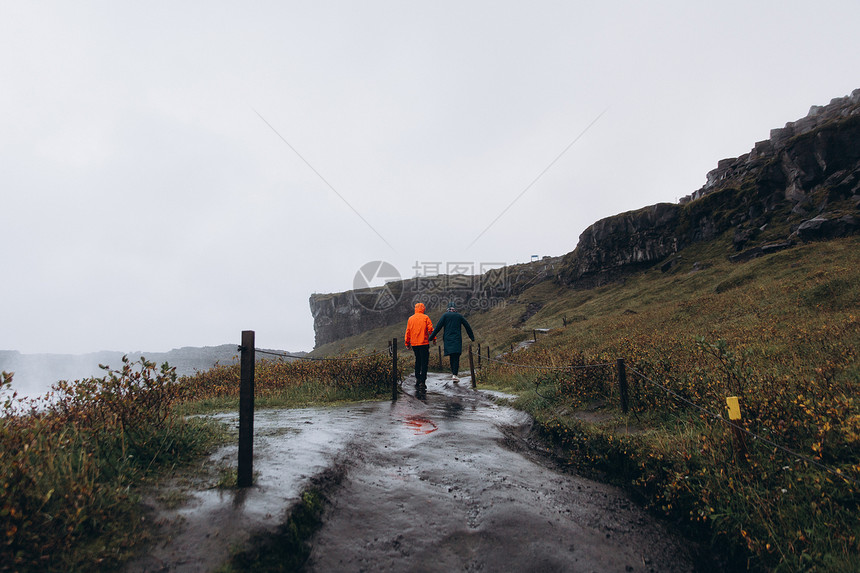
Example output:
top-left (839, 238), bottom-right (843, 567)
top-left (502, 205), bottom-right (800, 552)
top-left (412, 345), bottom-right (430, 383)
top-left (449, 352), bottom-right (461, 375)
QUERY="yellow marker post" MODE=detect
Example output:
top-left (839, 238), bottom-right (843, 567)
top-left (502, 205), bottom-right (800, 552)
top-left (725, 396), bottom-right (747, 458)
top-left (726, 396), bottom-right (741, 420)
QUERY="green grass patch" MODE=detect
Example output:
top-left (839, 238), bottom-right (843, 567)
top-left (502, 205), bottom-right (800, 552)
top-left (714, 271), bottom-right (756, 294)
top-left (177, 379), bottom-right (395, 416)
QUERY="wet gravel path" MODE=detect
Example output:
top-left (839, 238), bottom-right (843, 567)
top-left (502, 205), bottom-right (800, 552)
top-left (127, 373), bottom-right (701, 572)
top-left (306, 374), bottom-right (698, 573)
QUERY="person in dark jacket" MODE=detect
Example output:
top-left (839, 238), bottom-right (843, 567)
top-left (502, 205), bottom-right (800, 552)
top-left (429, 303), bottom-right (475, 382)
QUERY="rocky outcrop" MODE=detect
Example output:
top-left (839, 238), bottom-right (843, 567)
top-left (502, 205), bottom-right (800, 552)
top-left (682, 89), bottom-right (860, 204)
top-left (559, 203), bottom-right (680, 287)
top-left (310, 289), bottom-right (412, 348)
top-left (795, 213), bottom-right (860, 241)
top-left (559, 89), bottom-right (860, 285)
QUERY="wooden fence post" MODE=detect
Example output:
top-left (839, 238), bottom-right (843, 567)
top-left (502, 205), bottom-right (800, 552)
top-left (391, 337), bottom-right (398, 401)
top-left (438, 345), bottom-right (442, 371)
top-left (616, 358), bottom-right (629, 414)
top-left (563, 316), bottom-right (567, 327)
top-left (486, 345), bottom-right (490, 363)
top-left (238, 330), bottom-right (255, 488)
top-left (477, 343), bottom-right (482, 368)
top-left (533, 330), bottom-right (537, 342)
top-left (468, 344), bottom-right (477, 388)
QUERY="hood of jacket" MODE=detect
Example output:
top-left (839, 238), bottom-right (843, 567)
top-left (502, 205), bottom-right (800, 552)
top-left (405, 302), bottom-right (433, 347)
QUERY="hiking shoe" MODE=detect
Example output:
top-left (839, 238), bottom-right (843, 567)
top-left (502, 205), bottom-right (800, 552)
top-left (452, 375), bottom-right (460, 383)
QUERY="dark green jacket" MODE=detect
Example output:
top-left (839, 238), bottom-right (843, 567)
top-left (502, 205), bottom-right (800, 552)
top-left (429, 311), bottom-right (475, 356)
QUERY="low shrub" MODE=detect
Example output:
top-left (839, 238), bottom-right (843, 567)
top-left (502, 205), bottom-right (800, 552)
top-left (1, 358), bottom-right (220, 571)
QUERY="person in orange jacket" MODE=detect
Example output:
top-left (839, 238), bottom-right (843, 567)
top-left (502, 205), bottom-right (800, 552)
top-left (405, 302), bottom-right (434, 394)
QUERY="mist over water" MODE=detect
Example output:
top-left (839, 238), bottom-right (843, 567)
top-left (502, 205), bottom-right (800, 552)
top-left (0, 353), bottom-right (107, 400)
top-left (0, 346), bottom-right (245, 400)
top-left (0, 344), bottom-right (303, 401)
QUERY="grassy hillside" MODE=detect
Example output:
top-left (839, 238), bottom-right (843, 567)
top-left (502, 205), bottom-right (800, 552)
top-left (312, 233), bottom-right (860, 571)
top-left (314, 234), bottom-right (858, 361)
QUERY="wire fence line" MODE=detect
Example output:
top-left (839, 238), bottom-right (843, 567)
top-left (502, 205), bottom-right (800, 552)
top-left (470, 337), bottom-right (856, 487)
top-left (251, 347), bottom-right (381, 362)
top-left (484, 348), bottom-right (622, 414)
top-left (247, 332), bottom-right (854, 486)
top-left (629, 367), bottom-right (859, 487)
top-left (483, 354), bottom-right (615, 371)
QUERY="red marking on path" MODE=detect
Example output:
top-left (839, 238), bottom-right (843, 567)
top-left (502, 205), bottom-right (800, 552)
top-left (404, 416), bottom-right (438, 434)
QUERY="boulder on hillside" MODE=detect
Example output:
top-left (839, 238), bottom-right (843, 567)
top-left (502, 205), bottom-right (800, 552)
top-left (794, 213), bottom-right (860, 241)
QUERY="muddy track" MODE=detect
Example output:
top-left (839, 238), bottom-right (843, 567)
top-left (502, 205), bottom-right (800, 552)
top-left (127, 373), bottom-right (707, 572)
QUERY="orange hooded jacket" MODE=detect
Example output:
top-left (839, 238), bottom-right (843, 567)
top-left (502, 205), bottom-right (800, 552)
top-left (405, 302), bottom-right (434, 347)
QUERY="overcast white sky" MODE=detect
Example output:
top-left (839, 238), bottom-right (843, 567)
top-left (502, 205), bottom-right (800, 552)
top-left (1, 0), bottom-right (858, 355)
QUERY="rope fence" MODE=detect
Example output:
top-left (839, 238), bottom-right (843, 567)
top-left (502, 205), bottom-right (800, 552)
top-left (252, 347), bottom-right (380, 362)
top-left (483, 355), bottom-right (615, 370)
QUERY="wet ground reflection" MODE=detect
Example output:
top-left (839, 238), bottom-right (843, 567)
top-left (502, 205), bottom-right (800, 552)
top-left (403, 415), bottom-right (438, 434)
top-left (127, 373), bottom-right (516, 571)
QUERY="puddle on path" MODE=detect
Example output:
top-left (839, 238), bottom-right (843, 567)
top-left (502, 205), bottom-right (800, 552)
top-left (403, 415), bottom-right (438, 434)
top-left (306, 376), bottom-right (701, 573)
top-left (185, 405), bottom-right (377, 518)
top-left (126, 376), bottom-right (515, 571)
top-left (127, 403), bottom-right (382, 572)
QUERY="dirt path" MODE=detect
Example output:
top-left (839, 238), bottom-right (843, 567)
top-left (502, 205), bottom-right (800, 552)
top-left (306, 374), bottom-right (699, 572)
top-left (127, 373), bottom-right (704, 572)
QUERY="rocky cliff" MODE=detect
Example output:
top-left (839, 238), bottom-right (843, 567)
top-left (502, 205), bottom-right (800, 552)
top-left (312, 90), bottom-right (860, 348)
top-left (559, 89), bottom-right (860, 285)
